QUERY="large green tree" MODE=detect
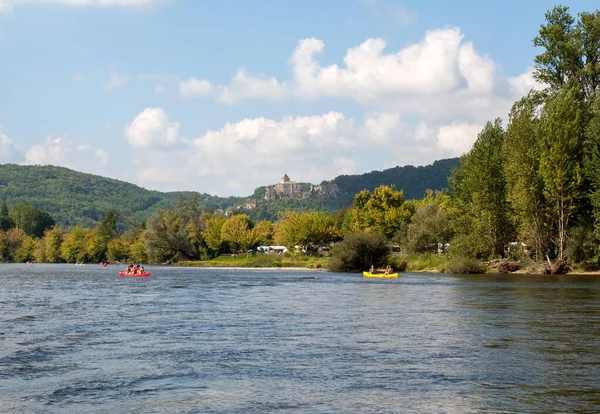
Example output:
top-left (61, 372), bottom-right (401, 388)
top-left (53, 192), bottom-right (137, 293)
top-left (221, 214), bottom-right (255, 253)
top-left (9, 204), bottom-right (55, 238)
top-left (585, 94), bottom-right (600, 239)
top-left (0, 201), bottom-right (13, 231)
top-left (349, 185), bottom-right (413, 239)
top-left (274, 211), bottom-right (338, 251)
top-left (504, 92), bottom-right (551, 260)
top-left (533, 6), bottom-right (600, 100)
top-left (144, 209), bottom-right (195, 262)
top-left (451, 119), bottom-right (515, 258)
top-left (537, 86), bottom-right (586, 260)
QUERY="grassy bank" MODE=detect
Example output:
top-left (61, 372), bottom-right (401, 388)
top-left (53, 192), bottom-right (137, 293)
top-left (181, 252), bottom-right (596, 275)
top-left (181, 254), bottom-right (327, 269)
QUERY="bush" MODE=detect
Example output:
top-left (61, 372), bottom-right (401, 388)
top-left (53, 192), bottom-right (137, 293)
top-left (566, 226), bottom-right (596, 263)
top-left (328, 231), bottom-right (389, 273)
top-left (445, 257), bottom-right (484, 274)
top-left (388, 255), bottom-right (408, 272)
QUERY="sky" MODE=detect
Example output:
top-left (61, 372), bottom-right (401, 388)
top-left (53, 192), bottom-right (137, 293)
top-left (0, 0), bottom-right (597, 196)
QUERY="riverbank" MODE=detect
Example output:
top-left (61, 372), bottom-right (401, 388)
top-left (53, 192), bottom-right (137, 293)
top-left (177, 253), bottom-right (600, 275)
top-left (180, 254), bottom-right (327, 270)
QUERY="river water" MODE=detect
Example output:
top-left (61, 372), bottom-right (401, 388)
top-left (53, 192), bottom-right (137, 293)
top-left (0, 264), bottom-right (599, 413)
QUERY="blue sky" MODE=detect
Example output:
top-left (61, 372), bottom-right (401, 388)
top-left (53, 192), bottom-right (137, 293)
top-left (0, 0), bottom-right (597, 195)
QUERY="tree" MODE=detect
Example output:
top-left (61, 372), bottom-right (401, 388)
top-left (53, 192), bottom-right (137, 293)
top-left (537, 87), bottom-right (586, 260)
top-left (9, 204), bottom-right (55, 238)
top-left (252, 220), bottom-right (274, 246)
top-left (14, 235), bottom-right (35, 263)
top-left (403, 201), bottom-right (452, 254)
top-left (221, 214), bottom-right (254, 253)
top-left (585, 94), bottom-right (600, 239)
top-left (43, 227), bottom-right (63, 263)
top-left (349, 185), bottom-right (412, 239)
top-left (60, 227), bottom-right (92, 263)
top-left (450, 119), bottom-right (515, 258)
top-left (0, 201), bottom-right (13, 231)
top-left (175, 193), bottom-right (203, 259)
top-left (533, 6), bottom-right (600, 100)
top-left (201, 211), bottom-right (226, 257)
top-left (504, 92), bottom-right (551, 260)
top-left (274, 211), bottom-right (338, 251)
top-left (144, 209), bottom-right (194, 263)
top-left (328, 232), bottom-right (389, 272)
top-left (97, 210), bottom-right (120, 239)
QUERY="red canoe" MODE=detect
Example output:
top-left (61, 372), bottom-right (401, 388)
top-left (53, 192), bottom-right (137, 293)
top-left (119, 271), bottom-right (150, 277)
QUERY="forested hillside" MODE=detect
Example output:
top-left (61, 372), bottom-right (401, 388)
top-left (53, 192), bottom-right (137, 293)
top-left (326, 158), bottom-right (459, 205)
top-left (0, 158), bottom-right (458, 227)
top-left (0, 164), bottom-right (243, 228)
top-left (247, 158), bottom-right (459, 221)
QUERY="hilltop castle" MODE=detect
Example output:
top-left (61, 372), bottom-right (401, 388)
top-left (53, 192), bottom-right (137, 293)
top-left (245, 174), bottom-right (337, 209)
top-left (264, 174), bottom-right (324, 200)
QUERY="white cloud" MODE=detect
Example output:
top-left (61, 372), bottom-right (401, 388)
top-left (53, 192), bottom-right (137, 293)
top-left (23, 135), bottom-right (109, 172)
top-left (508, 67), bottom-right (546, 96)
top-left (436, 122), bottom-right (482, 155)
top-left (291, 29), bottom-right (472, 99)
top-left (124, 108), bottom-right (186, 148)
top-left (0, 0), bottom-right (13, 14)
top-left (179, 69), bottom-right (288, 103)
top-left (0, 124), bottom-right (21, 162)
top-left (106, 72), bottom-right (130, 89)
top-left (181, 29), bottom-right (541, 129)
top-left (123, 108), bottom-right (449, 195)
top-left (360, 112), bottom-right (402, 143)
top-left (179, 77), bottom-right (212, 97)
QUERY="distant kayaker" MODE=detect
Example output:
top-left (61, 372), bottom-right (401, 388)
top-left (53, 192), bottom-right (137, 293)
top-left (369, 265), bottom-right (374, 274)
top-left (385, 266), bottom-right (392, 275)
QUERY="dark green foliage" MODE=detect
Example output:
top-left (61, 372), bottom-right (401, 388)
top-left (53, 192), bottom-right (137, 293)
top-left (9, 203), bottom-right (55, 238)
top-left (585, 95), bottom-right (600, 239)
top-left (327, 231), bottom-right (389, 272)
top-left (565, 226), bottom-right (596, 263)
top-left (387, 255), bottom-right (408, 272)
top-left (0, 164), bottom-right (244, 228)
top-left (0, 201), bottom-right (13, 231)
top-left (330, 158), bottom-right (458, 201)
top-left (450, 119), bottom-right (515, 259)
top-left (0, 160), bottom-right (456, 227)
top-left (533, 6), bottom-right (600, 99)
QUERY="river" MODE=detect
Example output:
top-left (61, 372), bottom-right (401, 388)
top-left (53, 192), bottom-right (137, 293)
top-left (0, 264), bottom-right (599, 413)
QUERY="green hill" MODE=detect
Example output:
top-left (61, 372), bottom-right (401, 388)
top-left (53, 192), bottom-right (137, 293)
top-left (0, 164), bottom-right (243, 228)
top-left (0, 158), bottom-right (458, 227)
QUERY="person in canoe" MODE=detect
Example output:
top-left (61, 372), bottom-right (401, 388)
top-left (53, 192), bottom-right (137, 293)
top-left (385, 265), bottom-right (393, 275)
top-left (369, 265), bottom-right (375, 274)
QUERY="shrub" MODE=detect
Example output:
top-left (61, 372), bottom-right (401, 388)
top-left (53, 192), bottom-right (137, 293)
top-left (388, 255), bottom-right (408, 272)
top-left (328, 231), bottom-right (389, 272)
top-left (565, 226), bottom-right (596, 264)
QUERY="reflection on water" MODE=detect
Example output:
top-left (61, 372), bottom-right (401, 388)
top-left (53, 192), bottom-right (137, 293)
top-left (0, 264), bottom-right (599, 413)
